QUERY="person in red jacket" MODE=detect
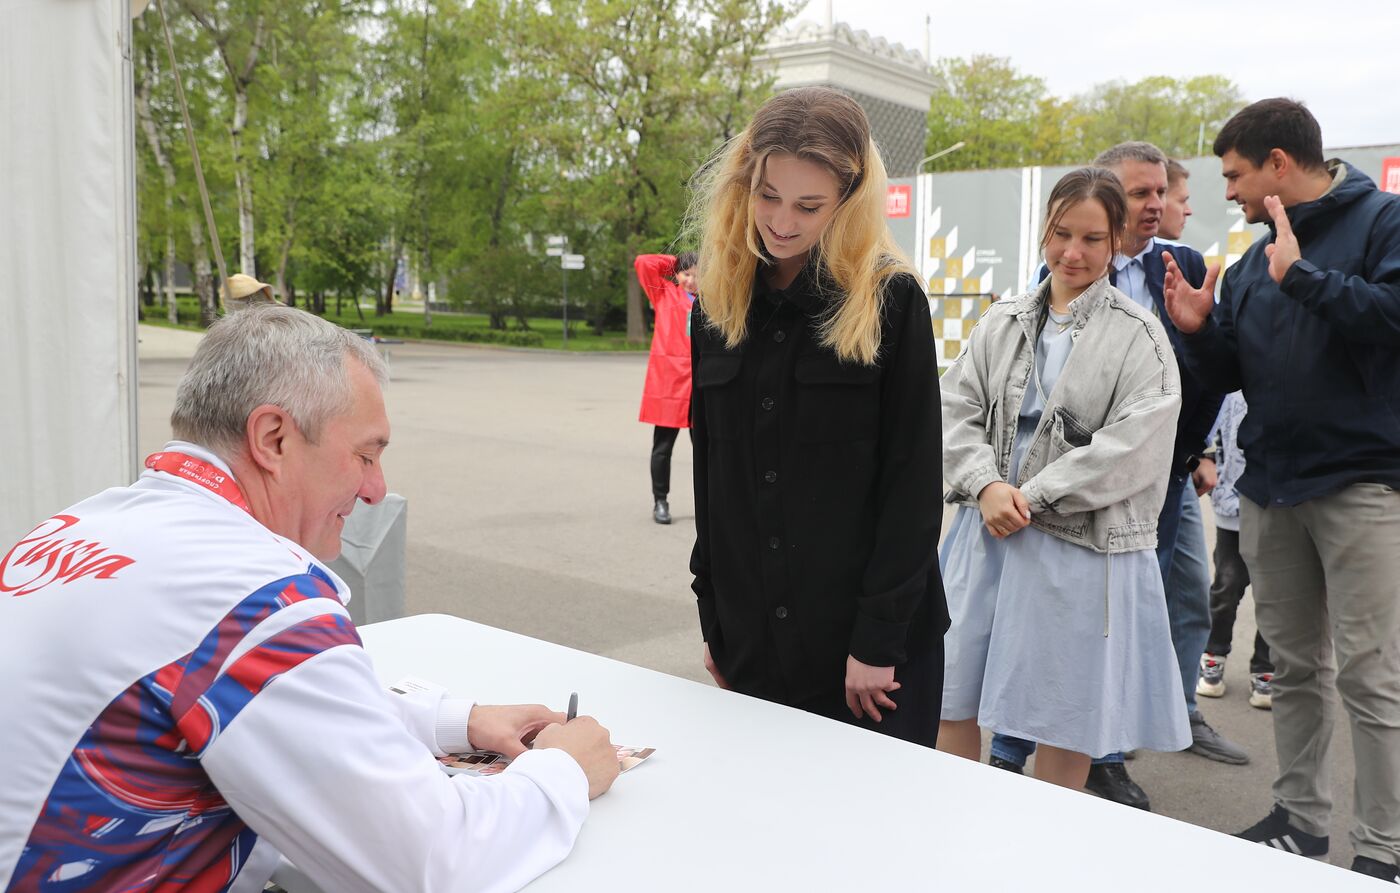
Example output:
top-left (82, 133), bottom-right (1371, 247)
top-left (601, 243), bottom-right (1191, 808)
top-left (636, 251), bottom-right (697, 524)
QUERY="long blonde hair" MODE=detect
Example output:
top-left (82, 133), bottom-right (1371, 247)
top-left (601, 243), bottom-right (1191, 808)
top-left (689, 87), bottom-right (919, 365)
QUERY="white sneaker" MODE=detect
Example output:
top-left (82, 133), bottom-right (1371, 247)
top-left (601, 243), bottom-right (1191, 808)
top-left (1197, 652), bottom-right (1227, 698)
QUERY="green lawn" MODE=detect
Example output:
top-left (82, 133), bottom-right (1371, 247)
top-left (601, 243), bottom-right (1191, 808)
top-left (139, 297), bottom-right (648, 352)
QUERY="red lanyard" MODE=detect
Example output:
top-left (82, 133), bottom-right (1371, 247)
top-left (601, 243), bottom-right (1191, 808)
top-left (144, 451), bottom-right (252, 515)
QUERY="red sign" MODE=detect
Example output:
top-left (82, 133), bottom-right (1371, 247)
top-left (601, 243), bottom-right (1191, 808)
top-left (1383, 158), bottom-right (1400, 195)
top-left (885, 184), bottom-right (912, 218)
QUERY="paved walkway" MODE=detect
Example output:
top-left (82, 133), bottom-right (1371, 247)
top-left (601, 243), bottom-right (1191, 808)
top-left (137, 325), bottom-right (1357, 866)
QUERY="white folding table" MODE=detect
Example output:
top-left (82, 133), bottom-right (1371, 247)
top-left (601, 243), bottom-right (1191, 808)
top-left (278, 613), bottom-right (1373, 891)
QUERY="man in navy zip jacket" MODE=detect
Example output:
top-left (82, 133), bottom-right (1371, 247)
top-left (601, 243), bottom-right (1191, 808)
top-left (1165, 98), bottom-right (1400, 883)
top-left (991, 143), bottom-right (1241, 810)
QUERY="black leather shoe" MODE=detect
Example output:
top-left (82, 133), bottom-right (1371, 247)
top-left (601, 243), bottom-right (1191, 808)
top-left (1084, 762), bottom-right (1151, 811)
top-left (652, 498), bottom-right (671, 525)
top-left (988, 756), bottom-right (1023, 775)
top-left (1351, 856), bottom-right (1398, 881)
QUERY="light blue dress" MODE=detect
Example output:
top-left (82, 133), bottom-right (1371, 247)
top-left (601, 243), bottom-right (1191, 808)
top-left (940, 307), bottom-right (1190, 757)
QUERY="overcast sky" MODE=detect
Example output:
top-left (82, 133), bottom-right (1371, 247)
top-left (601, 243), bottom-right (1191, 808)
top-left (805, 0), bottom-right (1399, 150)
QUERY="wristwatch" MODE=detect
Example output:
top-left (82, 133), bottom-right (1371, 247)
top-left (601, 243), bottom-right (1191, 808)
top-left (1184, 448), bottom-right (1217, 474)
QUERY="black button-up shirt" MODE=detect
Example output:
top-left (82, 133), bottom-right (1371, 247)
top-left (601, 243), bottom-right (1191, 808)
top-left (690, 264), bottom-right (949, 705)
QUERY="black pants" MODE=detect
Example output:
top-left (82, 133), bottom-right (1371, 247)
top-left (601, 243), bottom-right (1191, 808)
top-left (796, 640), bottom-right (944, 749)
top-left (651, 426), bottom-right (682, 500)
top-left (1206, 527), bottom-right (1274, 674)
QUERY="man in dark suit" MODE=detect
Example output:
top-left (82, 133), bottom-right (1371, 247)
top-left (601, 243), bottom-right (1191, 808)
top-left (989, 142), bottom-right (1245, 809)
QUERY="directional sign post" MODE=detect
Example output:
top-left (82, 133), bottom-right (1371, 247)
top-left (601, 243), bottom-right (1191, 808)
top-left (559, 253), bottom-right (584, 347)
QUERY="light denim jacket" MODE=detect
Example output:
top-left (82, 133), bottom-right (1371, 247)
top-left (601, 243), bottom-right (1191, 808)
top-left (942, 276), bottom-right (1182, 553)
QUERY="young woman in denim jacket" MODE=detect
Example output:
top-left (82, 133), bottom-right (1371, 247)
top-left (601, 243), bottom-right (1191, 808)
top-left (937, 168), bottom-right (1191, 789)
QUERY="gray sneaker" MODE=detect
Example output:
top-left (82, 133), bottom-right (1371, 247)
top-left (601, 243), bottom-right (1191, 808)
top-left (1188, 710), bottom-right (1249, 764)
top-left (1197, 653), bottom-right (1226, 698)
top-left (1249, 673), bottom-right (1274, 710)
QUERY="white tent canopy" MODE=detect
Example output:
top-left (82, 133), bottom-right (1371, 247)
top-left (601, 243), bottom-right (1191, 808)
top-left (1, 0), bottom-right (139, 546)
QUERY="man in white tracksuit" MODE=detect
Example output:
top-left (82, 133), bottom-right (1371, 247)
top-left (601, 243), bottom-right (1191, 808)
top-left (0, 304), bottom-right (619, 892)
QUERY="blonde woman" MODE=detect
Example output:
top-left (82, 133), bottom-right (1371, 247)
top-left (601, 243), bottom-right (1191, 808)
top-left (938, 168), bottom-right (1191, 788)
top-left (688, 87), bottom-right (947, 746)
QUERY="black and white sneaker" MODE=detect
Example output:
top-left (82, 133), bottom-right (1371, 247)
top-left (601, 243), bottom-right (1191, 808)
top-left (1235, 806), bottom-right (1328, 859)
top-left (1351, 856), bottom-right (1399, 882)
top-left (1355, 856), bottom-right (1400, 884)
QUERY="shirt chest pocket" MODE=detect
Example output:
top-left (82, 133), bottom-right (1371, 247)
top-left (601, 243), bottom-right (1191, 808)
top-left (696, 352), bottom-right (744, 440)
top-left (794, 353), bottom-right (881, 443)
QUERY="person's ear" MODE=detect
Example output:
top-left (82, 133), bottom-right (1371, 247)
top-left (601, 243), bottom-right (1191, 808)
top-left (244, 404), bottom-right (295, 477)
top-left (1269, 148), bottom-right (1289, 178)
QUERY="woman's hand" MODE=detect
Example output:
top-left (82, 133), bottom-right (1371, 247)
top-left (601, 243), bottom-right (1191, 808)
top-left (977, 481), bottom-right (1031, 538)
top-left (845, 656), bottom-right (900, 722)
top-left (702, 642), bottom-right (729, 689)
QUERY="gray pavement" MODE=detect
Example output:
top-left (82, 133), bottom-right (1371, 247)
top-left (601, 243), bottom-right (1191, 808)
top-left (137, 325), bottom-right (1359, 869)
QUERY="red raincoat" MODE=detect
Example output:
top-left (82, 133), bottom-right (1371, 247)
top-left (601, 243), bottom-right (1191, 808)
top-left (636, 254), bottom-right (694, 428)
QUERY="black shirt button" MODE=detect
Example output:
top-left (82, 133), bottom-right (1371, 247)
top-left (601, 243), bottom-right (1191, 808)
top-left (773, 330), bottom-right (786, 342)
top-left (763, 470), bottom-right (778, 484)
top-left (768, 536), bottom-right (780, 550)
top-left (775, 606), bottom-right (789, 619)
top-left (761, 396), bottom-right (775, 411)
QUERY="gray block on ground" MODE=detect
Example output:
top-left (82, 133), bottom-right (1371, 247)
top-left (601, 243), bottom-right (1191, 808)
top-left (330, 493), bottom-right (407, 626)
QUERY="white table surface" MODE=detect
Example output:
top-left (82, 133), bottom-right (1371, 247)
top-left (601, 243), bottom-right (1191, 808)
top-left (352, 613), bottom-right (1373, 892)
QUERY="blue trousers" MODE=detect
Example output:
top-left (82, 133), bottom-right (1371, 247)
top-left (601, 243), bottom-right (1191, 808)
top-left (991, 477), bottom-right (1209, 766)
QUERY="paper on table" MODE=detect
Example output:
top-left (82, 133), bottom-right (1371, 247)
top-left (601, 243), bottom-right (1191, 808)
top-left (439, 745), bottom-right (656, 777)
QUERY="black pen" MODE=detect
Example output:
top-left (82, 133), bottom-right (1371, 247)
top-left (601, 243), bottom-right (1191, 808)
top-left (566, 691), bottom-right (578, 722)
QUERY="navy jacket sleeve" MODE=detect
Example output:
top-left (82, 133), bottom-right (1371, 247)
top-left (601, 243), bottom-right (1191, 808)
top-left (1279, 198), bottom-right (1400, 345)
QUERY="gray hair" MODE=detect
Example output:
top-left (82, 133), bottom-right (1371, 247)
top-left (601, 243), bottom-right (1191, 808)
top-left (171, 305), bottom-right (388, 457)
top-left (1093, 141), bottom-right (1167, 170)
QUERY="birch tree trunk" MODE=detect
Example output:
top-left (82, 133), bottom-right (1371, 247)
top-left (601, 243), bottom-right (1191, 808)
top-left (134, 39), bottom-right (184, 326)
top-left (181, 4), bottom-right (264, 278)
top-left (232, 88), bottom-right (255, 275)
top-left (275, 195), bottom-right (296, 304)
top-left (165, 232), bottom-right (178, 324)
top-left (190, 218), bottom-right (217, 326)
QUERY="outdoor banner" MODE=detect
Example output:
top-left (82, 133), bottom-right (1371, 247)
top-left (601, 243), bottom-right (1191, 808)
top-left (1383, 157), bottom-right (1400, 194)
top-left (885, 184), bottom-right (911, 218)
top-left (890, 146), bottom-right (1400, 368)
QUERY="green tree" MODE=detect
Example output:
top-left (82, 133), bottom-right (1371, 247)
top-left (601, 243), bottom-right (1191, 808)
top-left (924, 55), bottom-right (1053, 171)
top-left (256, 0), bottom-right (372, 307)
top-left (514, 0), bottom-right (794, 343)
top-left (924, 59), bottom-right (1246, 171)
top-left (1077, 75), bottom-right (1246, 159)
top-left (134, 6), bottom-right (237, 325)
top-left (176, 0), bottom-right (276, 278)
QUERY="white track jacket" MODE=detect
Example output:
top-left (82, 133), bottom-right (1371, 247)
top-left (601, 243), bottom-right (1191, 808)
top-left (0, 442), bottom-right (587, 892)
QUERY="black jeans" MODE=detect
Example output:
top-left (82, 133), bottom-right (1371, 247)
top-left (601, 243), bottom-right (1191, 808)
top-left (651, 426), bottom-right (682, 500)
top-left (1206, 527), bottom-right (1273, 674)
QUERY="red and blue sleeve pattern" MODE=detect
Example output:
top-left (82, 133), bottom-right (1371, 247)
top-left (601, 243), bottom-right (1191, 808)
top-left (6, 567), bottom-right (359, 892)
